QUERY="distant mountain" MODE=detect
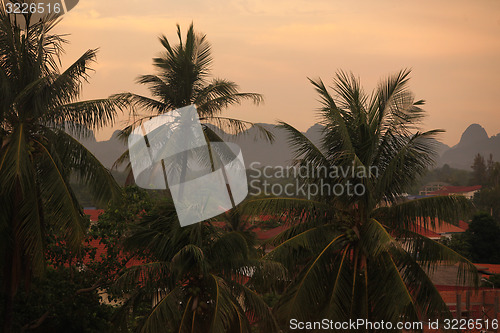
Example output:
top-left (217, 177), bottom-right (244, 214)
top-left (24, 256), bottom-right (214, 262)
top-left (217, 122), bottom-right (328, 167)
top-left (215, 123), bottom-right (303, 167)
top-left (73, 130), bottom-right (127, 170)
top-left (439, 124), bottom-right (500, 170)
top-left (456, 123), bottom-right (489, 148)
top-left (72, 123), bottom-right (313, 169)
top-left (73, 122), bottom-right (498, 172)
top-left (432, 139), bottom-right (451, 159)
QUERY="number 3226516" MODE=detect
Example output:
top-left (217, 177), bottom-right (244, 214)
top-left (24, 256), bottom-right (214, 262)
top-left (5, 2), bottom-right (62, 14)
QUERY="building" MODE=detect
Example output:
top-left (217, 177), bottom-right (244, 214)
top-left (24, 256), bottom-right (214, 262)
top-left (415, 217), bottom-right (468, 240)
top-left (428, 185), bottom-right (482, 199)
top-left (419, 182), bottom-right (451, 196)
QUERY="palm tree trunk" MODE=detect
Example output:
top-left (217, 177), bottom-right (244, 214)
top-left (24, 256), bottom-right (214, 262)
top-left (3, 245), bottom-right (15, 333)
top-left (3, 182), bottom-right (24, 333)
top-left (178, 151), bottom-right (188, 198)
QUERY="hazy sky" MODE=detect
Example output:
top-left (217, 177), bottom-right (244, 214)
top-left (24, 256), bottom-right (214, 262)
top-left (54, 0), bottom-right (500, 146)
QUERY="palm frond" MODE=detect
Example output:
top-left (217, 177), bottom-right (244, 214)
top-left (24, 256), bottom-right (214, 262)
top-left (239, 197), bottom-right (332, 223)
top-left (394, 229), bottom-right (478, 287)
top-left (112, 92), bottom-right (168, 114)
top-left (276, 121), bottom-right (328, 167)
top-left (309, 77), bottom-right (355, 155)
top-left (47, 96), bottom-right (128, 134)
top-left (195, 79), bottom-right (263, 117)
top-left (388, 245), bottom-right (453, 320)
top-left (373, 130), bottom-right (444, 203)
top-left (115, 262), bottom-right (173, 290)
top-left (274, 234), bottom-right (346, 321)
top-left (44, 128), bottom-right (122, 205)
top-left (263, 223), bottom-right (340, 271)
top-left (202, 117), bottom-right (274, 142)
top-left (369, 69), bottom-right (412, 128)
top-left (333, 70), bottom-right (367, 119)
top-left (368, 250), bottom-right (421, 324)
top-left (373, 195), bottom-right (474, 231)
top-left (0, 125), bottom-right (33, 193)
top-left (33, 138), bottom-right (86, 249)
top-left (140, 286), bottom-right (182, 333)
top-left (230, 280), bottom-right (279, 332)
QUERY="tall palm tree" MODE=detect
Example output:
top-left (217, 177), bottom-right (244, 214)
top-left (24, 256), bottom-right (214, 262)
top-left (114, 200), bottom-right (283, 333)
top-left (0, 10), bottom-right (126, 332)
top-left (244, 70), bottom-right (478, 331)
top-left (114, 23), bottom-right (272, 173)
top-left (108, 23), bottom-right (278, 332)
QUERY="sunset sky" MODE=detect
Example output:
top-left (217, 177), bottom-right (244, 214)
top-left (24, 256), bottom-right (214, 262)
top-left (54, 0), bottom-right (500, 146)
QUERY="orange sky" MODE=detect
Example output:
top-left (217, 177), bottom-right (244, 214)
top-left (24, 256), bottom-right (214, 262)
top-left (54, 0), bottom-right (500, 146)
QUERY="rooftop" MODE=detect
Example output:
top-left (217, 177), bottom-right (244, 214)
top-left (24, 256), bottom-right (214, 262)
top-left (417, 217), bottom-right (467, 235)
top-left (428, 185), bottom-right (482, 196)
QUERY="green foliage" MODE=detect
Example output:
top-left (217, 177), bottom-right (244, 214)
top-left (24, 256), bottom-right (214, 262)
top-left (114, 201), bottom-right (281, 333)
top-left (471, 153), bottom-right (488, 186)
top-left (69, 170), bottom-right (130, 208)
top-left (441, 233), bottom-right (472, 260)
top-left (1, 267), bottom-right (113, 332)
top-left (48, 186), bottom-right (154, 298)
top-left (261, 292), bottom-right (281, 308)
top-left (114, 23), bottom-right (272, 173)
top-left (0, 11), bottom-right (483, 333)
top-left (409, 164), bottom-right (471, 194)
top-left (443, 212), bottom-right (500, 264)
top-left (466, 213), bottom-right (500, 263)
top-left (243, 69), bottom-right (478, 329)
top-left (484, 274), bottom-right (500, 288)
top-left (473, 154), bottom-right (500, 220)
top-left (474, 187), bottom-right (500, 220)
top-left (0, 10), bottom-right (126, 332)
top-left (86, 187), bottom-right (154, 287)
top-left (27, 187), bottom-right (156, 332)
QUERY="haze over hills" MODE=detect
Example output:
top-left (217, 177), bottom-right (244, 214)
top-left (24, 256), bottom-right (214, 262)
top-left (73, 129), bottom-right (127, 170)
top-left (439, 124), bottom-right (500, 170)
top-left (75, 123), bottom-right (498, 171)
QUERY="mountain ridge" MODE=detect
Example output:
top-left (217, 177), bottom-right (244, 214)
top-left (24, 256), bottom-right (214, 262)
top-left (75, 123), bottom-right (499, 171)
top-left (440, 124), bottom-right (500, 169)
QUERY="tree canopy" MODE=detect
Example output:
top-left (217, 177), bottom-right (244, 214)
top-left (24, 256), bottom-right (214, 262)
top-left (242, 70), bottom-right (477, 329)
top-left (0, 9), bottom-right (126, 332)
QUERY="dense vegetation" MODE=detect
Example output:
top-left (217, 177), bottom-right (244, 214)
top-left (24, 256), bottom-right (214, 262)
top-left (0, 9), bottom-right (126, 332)
top-left (472, 153), bottom-right (500, 220)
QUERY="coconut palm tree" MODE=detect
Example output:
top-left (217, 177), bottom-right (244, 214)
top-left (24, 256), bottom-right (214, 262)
top-left (243, 69), bottom-right (478, 331)
top-left (114, 200), bottom-right (283, 333)
top-left (114, 23), bottom-right (272, 174)
top-left (0, 10), bottom-right (126, 331)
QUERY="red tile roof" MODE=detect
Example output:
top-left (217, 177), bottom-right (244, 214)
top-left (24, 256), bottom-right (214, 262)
top-left (84, 209), bottom-right (104, 222)
top-left (474, 263), bottom-right (500, 275)
top-left (458, 220), bottom-right (469, 231)
top-left (254, 225), bottom-right (289, 241)
top-left (86, 238), bottom-right (107, 261)
top-left (82, 238), bottom-right (145, 268)
top-left (412, 225), bottom-right (441, 239)
top-left (80, 210), bottom-right (144, 267)
top-left (417, 217), bottom-right (466, 235)
top-left (428, 222), bottom-right (466, 234)
top-left (428, 185), bottom-right (482, 196)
